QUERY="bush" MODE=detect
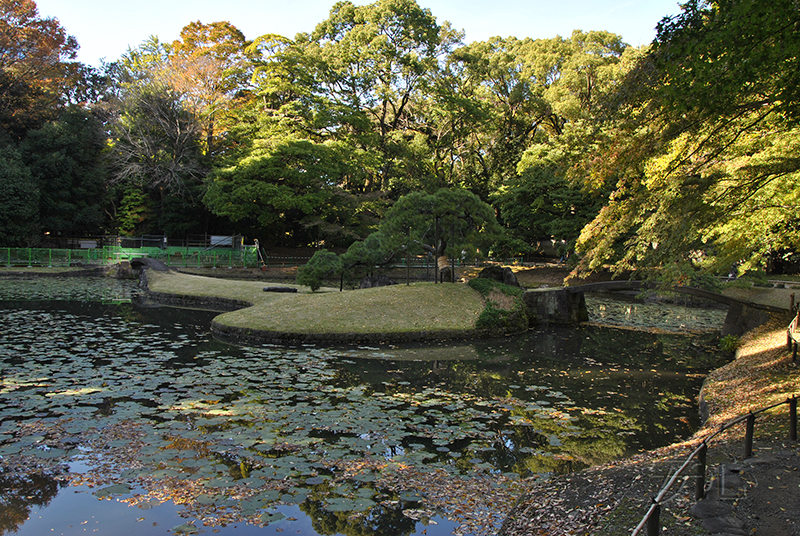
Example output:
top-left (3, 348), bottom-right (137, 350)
top-left (467, 277), bottom-right (523, 298)
top-left (296, 250), bottom-right (342, 292)
top-left (741, 270), bottom-right (771, 287)
top-left (468, 278), bottom-right (527, 332)
top-left (719, 334), bottom-right (740, 353)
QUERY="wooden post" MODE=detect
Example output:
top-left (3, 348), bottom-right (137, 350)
top-left (696, 442), bottom-right (708, 500)
top-left (646, 503), bottom-right (661, 536)
top-left (744, 413), bottom-right (755, 458)
top-left (790, 397), bottom-right (797, 442)
top-left (406, 247), bottom-right (410, 286)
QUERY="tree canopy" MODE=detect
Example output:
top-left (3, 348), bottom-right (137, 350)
top-left (4, 0), bottom-right (800, 280)
top-left (0, 0), bottom-right (79, 140)
top-left (572, 0), bottom-right (800, 278)
top-left (340, 188), bottom-right (502, 283)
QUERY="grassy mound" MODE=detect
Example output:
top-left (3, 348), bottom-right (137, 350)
top-left (146, 271), bottom-right (485, 338)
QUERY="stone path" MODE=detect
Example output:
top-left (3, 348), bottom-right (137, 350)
top-left (692, 442), bottom-right (800, 535)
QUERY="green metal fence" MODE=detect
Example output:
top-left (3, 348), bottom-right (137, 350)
top-left (1, 246), bottom-right (260, 269)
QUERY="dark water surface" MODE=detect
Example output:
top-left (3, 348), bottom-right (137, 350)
top-left (0, 277), bottom-right (728, 536)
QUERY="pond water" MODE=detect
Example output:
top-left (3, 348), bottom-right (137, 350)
top-left (0, 277), bottom-right (729, 536)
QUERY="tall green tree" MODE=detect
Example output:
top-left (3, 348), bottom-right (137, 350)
top-left (0, 146), bottom-right (39, 246)
top-left (204, 138), bottom-right (368, 246)
top-left (445, 31), bottom-right (627, 198)
top-left (493, 145), bottom-right (603, 256)
top-left (289, 0), bottom-right (462, 194)
top-left (573, 0), bottom-right (800, 277)
top-left (20, 106), bottom-right (108, 237)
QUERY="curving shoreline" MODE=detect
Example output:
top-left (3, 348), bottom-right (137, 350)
top-left (143, 268), bottom-right (799, 534)
top-left (499, 310), bottom-right (798, 536)
top-left (5, 265), bottom-right (797, 534)
top-left (139, 268), bottom-right (517, 344)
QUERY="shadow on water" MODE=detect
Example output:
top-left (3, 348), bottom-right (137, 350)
top-left (0, 277), bottom-right (731, 536)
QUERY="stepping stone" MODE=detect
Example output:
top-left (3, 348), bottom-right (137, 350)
top-left (691, 498), bottom-right (732, 519)
top-left (701, 516), bottom-right (746, 535)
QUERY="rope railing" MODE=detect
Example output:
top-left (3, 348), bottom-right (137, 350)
top-left (632, 394), bottom-right (798, 535)
top-left (634, 314), bottom-right (800, 535)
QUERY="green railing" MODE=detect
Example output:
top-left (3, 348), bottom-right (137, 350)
top-left (2, 247), bottom-right (111, 267)
top-left (1, 246), bottom-right (260, 269)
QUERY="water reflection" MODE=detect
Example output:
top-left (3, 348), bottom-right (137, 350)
top-left (0, 470), bottom-right (63, 534)
top-left (0, 277), bottom-right (730, 536)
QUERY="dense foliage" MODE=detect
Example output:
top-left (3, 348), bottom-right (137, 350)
top-left (572, 0), bottom-right (800, 279)
top-left (3, 0), bottom-right (798, 278)
top-left (467, 278), bottom-right (527, 332)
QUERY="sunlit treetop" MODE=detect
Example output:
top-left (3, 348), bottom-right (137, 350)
top-left (0, 0), bottom-right (77, 76)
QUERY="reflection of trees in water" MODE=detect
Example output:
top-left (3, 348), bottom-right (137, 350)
top-left (328, 331), bottom-right (710, 475)
top-left (301, 499), bottom-right (417, 536)
top-left (0, 470), bottom-right (62, 535)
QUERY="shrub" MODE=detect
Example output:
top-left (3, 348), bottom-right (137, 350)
top-left (467, 277), bottom-right (523, 298)
top-left (719, 334), bottom-right (740, 354)
top-left (468, 278), bottom-right (527, 332)
top-left (296, 250), bottom-right (342, 292)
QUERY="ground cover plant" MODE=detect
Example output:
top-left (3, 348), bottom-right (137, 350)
top-left (466, 278), bottom-right (528, 333)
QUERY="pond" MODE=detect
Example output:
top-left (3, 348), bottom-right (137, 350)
top-left (0, 276), bottom-right (729, 536)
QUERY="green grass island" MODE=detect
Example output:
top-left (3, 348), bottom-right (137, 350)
top-left (144, 270), bottom-right (528, 344)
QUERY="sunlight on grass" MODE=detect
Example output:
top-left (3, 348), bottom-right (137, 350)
top-left (147, 271), bottom-right (484, 334)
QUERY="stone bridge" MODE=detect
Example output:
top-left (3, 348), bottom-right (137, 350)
top-left (523, 280), bottom-right (786, 336)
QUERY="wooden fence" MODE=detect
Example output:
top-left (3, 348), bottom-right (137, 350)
top-left (631, 312), bottom-right (800, 535)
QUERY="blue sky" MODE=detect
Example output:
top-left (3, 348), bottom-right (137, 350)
top-left (35, 0), bottom-right (684, 66)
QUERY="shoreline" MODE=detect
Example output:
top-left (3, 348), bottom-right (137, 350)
top-left (499, 311), bottom-right (798, 536)
top-left (138, 269), bottom-right (526, 345)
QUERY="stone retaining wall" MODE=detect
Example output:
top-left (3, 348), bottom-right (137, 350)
top-left (210, 321), bottom-right (492, 345)
top-left (523, 287), bottom-right (589, 324)
top-left (138, 270), bottom-right (253, 312)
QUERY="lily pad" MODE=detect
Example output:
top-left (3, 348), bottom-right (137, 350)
top-left (94, 484), bottom-right (131, 497)
top-left (260, 512), bottom-right (285, 525)
top-left (170, 523), bottom-right (199, 534)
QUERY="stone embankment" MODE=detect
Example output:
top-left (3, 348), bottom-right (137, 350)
top-left (138, 269), bottom-right (253, 312)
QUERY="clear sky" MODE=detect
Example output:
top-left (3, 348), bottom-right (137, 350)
top-left (34, 0), bottom-right (684, 67)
